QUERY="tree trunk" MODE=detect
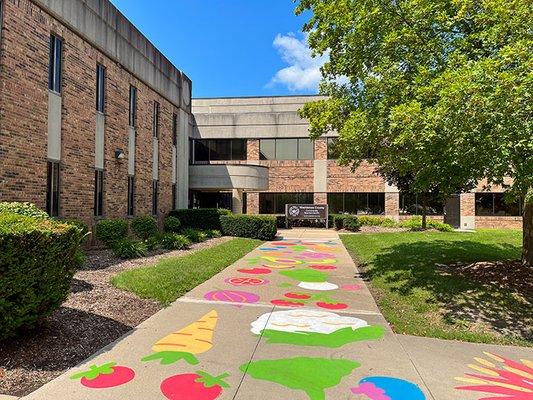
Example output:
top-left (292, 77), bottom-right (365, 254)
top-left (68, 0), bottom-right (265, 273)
top-left (523, 190), bottom-right (533, 267)
top-left (421, 194), bottom-right (428, 230)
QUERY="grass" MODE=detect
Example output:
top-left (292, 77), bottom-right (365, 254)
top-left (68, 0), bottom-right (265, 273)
top-left (112, 238), bottom-right (262, 305)
top-left (341, 229), bottom-right (532, 346)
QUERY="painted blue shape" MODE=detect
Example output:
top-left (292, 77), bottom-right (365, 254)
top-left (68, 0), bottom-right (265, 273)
top-left (358, 377), bottom-right (426, 400)
top-left (260, 247), bottom-right (279, 251)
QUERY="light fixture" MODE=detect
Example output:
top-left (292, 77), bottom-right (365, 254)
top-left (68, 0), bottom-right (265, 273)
top-left (115, 149), bottom-right (126, 160)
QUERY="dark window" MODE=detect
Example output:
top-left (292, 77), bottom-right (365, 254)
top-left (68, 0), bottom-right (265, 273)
top-left (129, 86), bottom-right (137, 127)
top-left (327, 137), bottom-right (341, 159)
top-left (172, 114), bottom-right (178, 146)
top-left (94, 170), bottom-right (104, 216)
top-left (193, 140), bottom-right (210, 163)
top-left (232, 139), bottom-right (247, 160)
top-left (259, 138), bottom-right (314, 160)
top-left (172, 183), bottom-right (177, 210)
top-left (475, 193), bottom-right (522, 216)
top-left (46, 161), bottom-right (60, 217)
top-left (327, 193), bottom-right (385, 215)
top-left (191, 139), bottom-right (247, 163)
top-left (210, 139), bottom-right (231, 161)
top-left (152, 180), bottom-right (159, 215)
top-left (48, 35), bottom-right (62, 93)
top-left (190, 191), bottom-right (232, 210)
top-left (153, 102), bottom-right (160, 138)
top-left (259, 193), bottom-right (314, 214)
top-left (400, 193), bottom-right (444, 215)
top-left (96, 64), bottom-right (106, 113)
top-left (127, 176), bottom-right (135, 216)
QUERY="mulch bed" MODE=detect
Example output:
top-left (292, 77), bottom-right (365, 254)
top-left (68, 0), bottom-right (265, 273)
top-left (0, 237), bottom-right (231, 397)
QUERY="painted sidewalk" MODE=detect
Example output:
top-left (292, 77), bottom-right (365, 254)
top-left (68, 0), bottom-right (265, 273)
top-left (21, 231), bottom-right (532, 400)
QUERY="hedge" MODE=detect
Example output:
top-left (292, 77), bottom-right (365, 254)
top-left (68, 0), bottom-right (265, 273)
top-left (95, 218), bottom-right (129, 247)
top-left (0, 202), bottom-right (49, 219)
top-left (168, 208), bottom-right (231, 231)
top-left (131, 215), bottom-right (159, 240)
top-left (220, 215), bottom-right (277, 240)
top-left (0, 213), bottom-right (84, 340)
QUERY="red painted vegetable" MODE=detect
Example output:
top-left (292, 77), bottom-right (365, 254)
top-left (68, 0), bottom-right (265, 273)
top-left (161, 371), bottom-right (230, 400)
top-left (70, 362), bottom-right (135, 389)
top-left (204, 290), bottom-right (260, 304)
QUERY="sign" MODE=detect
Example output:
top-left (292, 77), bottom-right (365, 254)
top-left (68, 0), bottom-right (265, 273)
top-left (285, 204), bottom-right (329, 228)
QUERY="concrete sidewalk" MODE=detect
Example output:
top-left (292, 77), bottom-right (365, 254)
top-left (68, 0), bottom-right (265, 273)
top-left (21, 231), bottom-right (532, 400)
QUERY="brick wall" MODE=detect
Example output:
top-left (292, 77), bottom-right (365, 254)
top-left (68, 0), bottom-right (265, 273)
top-left (327, 161), bottom-right (386, 192)
top-left (0, 0), bottom-right (183, 225)
top-left (476, 216), bottom-right (522, 229)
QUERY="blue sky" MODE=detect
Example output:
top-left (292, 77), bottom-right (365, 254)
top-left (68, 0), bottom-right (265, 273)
top-left (109, 0), bottom-right (324, 98)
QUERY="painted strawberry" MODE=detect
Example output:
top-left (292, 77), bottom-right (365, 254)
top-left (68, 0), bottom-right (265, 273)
top-left (316, 301), bottom-right (348, 310)
top-left (271, 299), bottom-right (305, 307)
top-left (70, 362), bottom-right (135, 389)
top-left (161, 371), bottom-right (230, 400)
top-left (310, 265), bottom-right (337, 270)
top-left (284, 292), bottom-right (311, 300)
top-left (237, 267), bottom-right (272, 275)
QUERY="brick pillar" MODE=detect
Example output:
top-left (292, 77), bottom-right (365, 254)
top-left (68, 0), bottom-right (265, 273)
top-left (460, 192), bottom-right (476, 230)
top-left (384, 182), bottom-right (400, 221)
top-left (314, 193), bottom-right (327, 205)
top-left (247, 139), bottom-right (260, 161)
top-left (314, 138), bottom-right (328, 207)
top-left (247, 192), bottom-right (259, 215)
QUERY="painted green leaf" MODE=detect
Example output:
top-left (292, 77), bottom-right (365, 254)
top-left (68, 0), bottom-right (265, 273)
top-left (261, 326), bottom-right (385, 348)
top-left (279, 269), bottom-right (327, 283)
top-left (239, 357), bottom-right (359, 400)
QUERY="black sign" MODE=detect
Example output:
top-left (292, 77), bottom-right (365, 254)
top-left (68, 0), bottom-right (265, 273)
top-left (286, 204), bottom-right (328, 220)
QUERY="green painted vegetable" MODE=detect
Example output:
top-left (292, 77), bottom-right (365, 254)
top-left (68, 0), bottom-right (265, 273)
top-left (279, 269), bottom-right (327, 283)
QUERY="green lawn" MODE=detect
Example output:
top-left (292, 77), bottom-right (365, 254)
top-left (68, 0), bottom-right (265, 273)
top-left (112, 238), bottom-right (262, 305)
top-left (341, 230), bottom-right (532, 346)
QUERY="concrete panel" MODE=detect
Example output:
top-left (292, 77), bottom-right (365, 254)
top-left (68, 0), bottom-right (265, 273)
top-left (460, 215), bottom-right (476, 230)
top-left (171, 145), bottom-right (177, 183)
top-left (175, 110), bottom-right (190, 208)
top-left (47, 91), bottom-right (62, 161)
top-left (313, 159), bottom-right (327, 193)
top-left (128, 127), bottom-right (135, 176)
top-left (152, 138), bottom-right (159, 180)
top-left (95, 112), bottom-right (105, 169)
top-left (189, 164), bottom-right (269, 191)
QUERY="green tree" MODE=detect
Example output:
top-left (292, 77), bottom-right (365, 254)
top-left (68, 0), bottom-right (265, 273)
top-left (296, 0), bottom-right (532, 264)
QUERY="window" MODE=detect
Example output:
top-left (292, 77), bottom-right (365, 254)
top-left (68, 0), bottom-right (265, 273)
top-left (96, 64), bottom-right (106, 113)
top-left (475, 193), bottom-right (522, 216)
top-left (327, 193), bottom-right (385, 215)
top-left (153, 102), bottom-right (160, 138)
top-left (129, 86), bottom-right (137, 127)
top-left (46, 161), bottom-right (60, 217)
top-left (259, 193), bottom-right (314, 214)
top-left (172, 183), bottom-right (177, 210)
top-left (48, 35), bottom-right (62, 93)
top-left (127, 176), bottom-right (135, 216)
top-left (400, 192), bottom-right (444, 215)
top-left (191, 139), bottom-right (247, 163)
top-left (94, 170), bottom-right (104, 216)
top-left (152, 180), bottom-right (159, 215)
top-left (327, 137), bottom-right (341, 159)
top-left (172, 114), bottom-right (178, 146)
top-left (259, 138), bottom-right (314, 160)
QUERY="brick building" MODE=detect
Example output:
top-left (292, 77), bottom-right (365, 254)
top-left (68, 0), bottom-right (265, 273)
top-left (0, 1), bottom-right (522, 230)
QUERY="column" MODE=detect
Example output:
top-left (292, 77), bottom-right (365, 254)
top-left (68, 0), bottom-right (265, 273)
top-left (460, 192), bottom-right (476, 230)
top-left (232, 189), bottom-right (244, 214)
top-left (384, 182), bottom-right (400, 221)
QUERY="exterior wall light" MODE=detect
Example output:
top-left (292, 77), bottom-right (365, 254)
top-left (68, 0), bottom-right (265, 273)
top-left (115, 149), bottom-right (126, 160)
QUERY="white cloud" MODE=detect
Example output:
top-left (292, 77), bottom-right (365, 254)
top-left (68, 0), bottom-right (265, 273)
top-left (268, 32), bottom-right (328, 92)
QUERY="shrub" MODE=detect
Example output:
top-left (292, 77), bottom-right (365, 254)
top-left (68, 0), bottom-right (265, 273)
top-left (0, 202), bottom-right (49, 219)
top-left (331, 214), bottom-right (349, 230)
top-left (112, 238), bottom-right (147, 259)
top-left (0, 213), bottom-right (84, 340)
top-left (131, 215), bottom-right (159, 240)
top-left (342, 215), bottom-right (361, 232)
top-left (220, 215), bottom-right (277, 240)
top-left (357, 215), bottom-right (398, 228)
top-left (159, 233), bottom-right (191, 250)
top-left (205, 229), bottom-right (222, 239)
top-left (62, 218), bottom-right (90, 236)
top-left (163, 216), bottom-right (181, 233)
top-left (183, 228), bottom-right (208, 243)
top-left (399, 216), bottom-right (454, 232)
top-left (95, 218), bottom-right (129, 247)
top-left (144, 235), bottom-right (162, 252)
top-left (74, 250), bottom-right (87, 267)
top-left (168, 208), bottom-right (231, 230)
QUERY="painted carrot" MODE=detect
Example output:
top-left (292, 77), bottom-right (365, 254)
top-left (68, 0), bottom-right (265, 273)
top-left (142, 310), bottom-right (218, 365)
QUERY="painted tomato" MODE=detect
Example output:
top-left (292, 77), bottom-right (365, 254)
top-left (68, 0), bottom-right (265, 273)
top-left (204, 290), bottom-right (260, 304)
top-left (70, 363), bottom-right (135, 389)
top-left (316, 302), bottom-right (348, 310)
top-left (310, 265), bottom-right (337, 270)
top-left (237, 267), bottom-right (272, 275)
top-left (271, 299), bottom-right (305, 307)
top-left (284, 292), bottom-right (311, 300)
top-left (161, 371), bottom-right (229, 400)
top-left (225, 277), bottom-right (269, 286)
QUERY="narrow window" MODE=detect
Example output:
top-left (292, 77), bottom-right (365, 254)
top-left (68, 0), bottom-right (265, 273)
top-left (48, 35), bottom-right (62, 93)
top-left (172, 183), bottom-right (177, 210)
top-left (153, 102), bottom-right (160, 138)
top-left (46, 161), bottom-right (60, 217)
top-left (96, 64), bottom-right (106, 113)
top-left (152, 180), bottom-right (159, 215)
top-left (127, 176), bottom-right (135, 216)
top-left (94, 170), bottom-right (104, 216)
top-left (172, 113), bottom-right (178, 146)
top-left (129, 86), bottom-right (137, 127)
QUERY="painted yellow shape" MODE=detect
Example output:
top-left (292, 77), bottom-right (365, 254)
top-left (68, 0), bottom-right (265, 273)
top-left (455, 377), bottom-right (489, 385)
top-left (264, 264), bottom-right (296, 269)
top-left (468, 364), bottom-right (499, 377)
top-left (308, 258), bottom-right (338, 265)
top-left (503, 366), bottom-right (533, 380)
top-left (474, 357), bottom-right (496, 368)
top-left (486, 381), bottom-right (533, 393)
top-left (483, 352), bottom-right (505, 363)
top-left (521, 359), bottom-right (533, 369)
top-left (152, 310), bottom-right (218, 354)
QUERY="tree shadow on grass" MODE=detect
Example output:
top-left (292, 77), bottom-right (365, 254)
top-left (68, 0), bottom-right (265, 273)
top-left (363, 239), bottom-right (532, 341)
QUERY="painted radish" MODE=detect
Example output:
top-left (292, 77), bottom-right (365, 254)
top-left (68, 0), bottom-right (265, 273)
top-left (316, 301), bottom-right (348, 310)
top-left (161, 371), bottom-right (230, 400)
top-left (284, 292), bottom-right (311, 300)
top-left (271, 299), bottom-right (305, 307)
top-left (237, 267), bottom-right (272, 275)
top-left (70, 362), bottom-right (135, 389)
